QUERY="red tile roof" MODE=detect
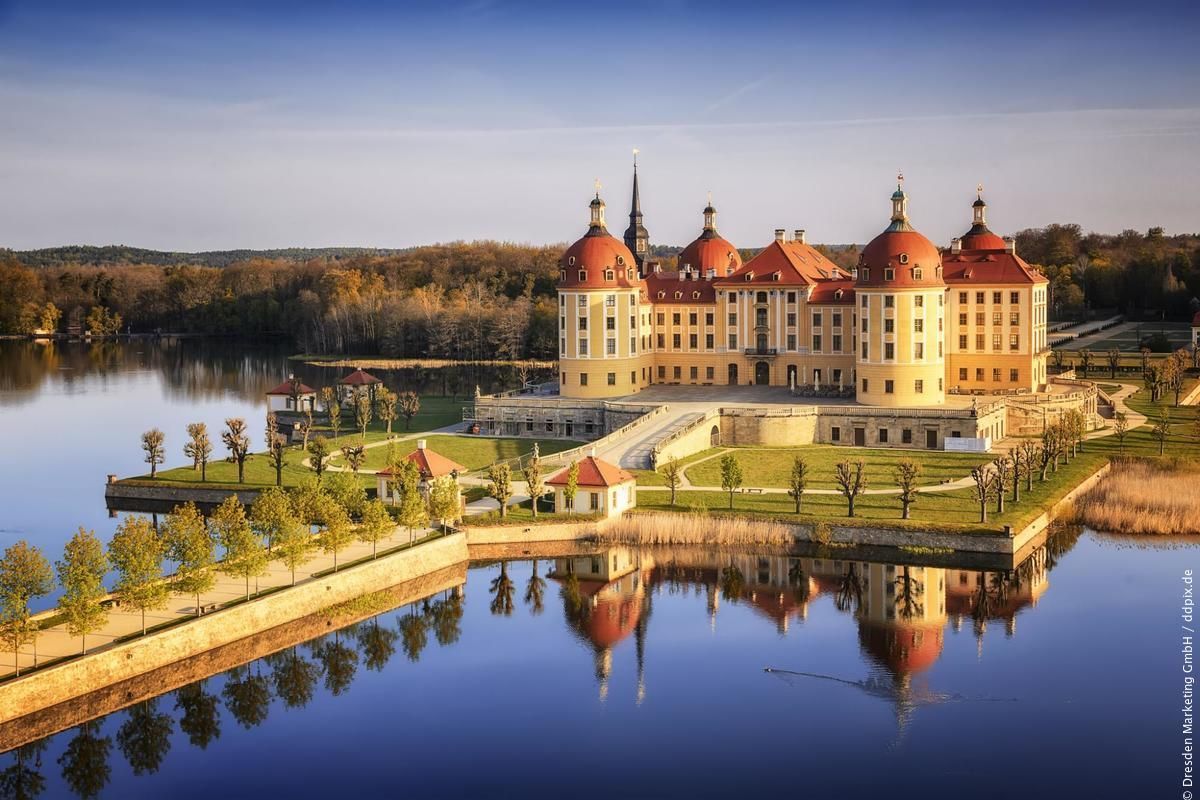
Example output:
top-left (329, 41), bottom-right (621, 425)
top-left (340, 368), bottom-right (382, 386)
top-left (643, 272), bottom-right (718, 304)
top-left (716, 239), bottom-right (844, 287)
top-left (266, 379), bottom-right (316, 396)
top-left (1192, 311), bottom-right (1200, 327)
top-left (807, 279), bottom-right (856, 305)
top-left (677, 233), bottom-right (742, 275)
top-left (942, 252), bottom-right (1047, 285)
top-left (557, 231), bottom-right (640, 290)
top-left (547, 455), bottom-right (635, 488)
top-left (858, 228), bottom-right (944, 288)
top-left (376, 446), bottom-right (466, 480)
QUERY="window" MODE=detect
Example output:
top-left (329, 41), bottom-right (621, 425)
top-left (878, 428), bottom-right (889, 443)
top-left (729, 334), bottom-right (738, 349)
top-left (579, 339), bottom-right (588, 355)
top-left (606, 317), bottom-right (616, 330)
top-left (992, 368), bottom-right (1001, 382)
top-left (656, 334), bottom-right (665, 349)
top-left (862, 268), bottom-right (870, 281)
top-left (672, 312), bottom-right (681, 325)
top-left (884, 268), bottom-right (895, 281)
top-left (606, 338), bottom-right (616, 355)
top-left (787, 333), bottom-right (797, 350)
top-left (728, 313), bottom-right (737, 326)
top-left (689, 333), bottom-right (698, 349)
top-left (705, 312), bottom-right (714, 325)
top-left (672, 333), bottom-right (681, 348)
top-left (607, 372), bottom-right (616, 385)
top-left (812, 334), bottom-right (822, 352)
top-left (1010, 368), bottom-right (1020, 382)
top-left (959, 368), bottom-right (968, 380)
top-left (1010, 312), bottom-right (1020, 325)
top-left (787, 312), bottom-right (797, 327)
top-left (959, 292), bottom-right (968, 303)
top-left (832, 334), bottom-right (842, 352)
top-left (976, 334), bottom-right (985, 350)
top-left (706, 367), bottom-right (714, 380)
top-left (862, 318), bottom-right (869, 333)
top-left (884, 319), bottom-right (894, 333)
top-left (689, 312), bottom-right (698, 325)
top-left (993, 312), bottom-right (1002, 325)
top-left (580, 373), bottom-right (588, 386)
top-left (1010, 334), bottom-right (1019, 351)
top-left (787, 291), bottom-right (797, 303)
top-left (705, 333), bottom-right (714, 349)
top-left (902, 428), bottom-right (912, 444)
top-left (560, 337), bottom-right (566, 354)
top-left (884, 295), bottom-right (895, 308)
top-left (914, 342), bottom-right (924, 359)
top-left (975, 291), bottom-right (985, 304)
top-left (578, 270), bottom-right (588, 282)
top-left (673, 366), bottom-right (682, 379)
top-left (884, 380), bottom-right (894, 394)
top-left (813, 313), bottom-right (822, 327)
top-left (656, 312), bottom-right (664, 326)
top-left (914, 295), bottom-right (924, 307)
top-left (605, 294), bottom-right (616, 307)
top-left (657, 366), bottom-right (665, 379)
top-left (832, 426), bottom-right (841, 442)
top-left (976, 368), bottom-right (984, 381)
top-left (992, 333), bottom-right (1002, 351)
top-left (976, 312), bottom-right (985, 326)
top-left (915, 379), bottom-right (924, 393)
top-left (914, 318), bottom-right (924, 333)
top-left (589, 492), bottom-right (600, 511)
top-left (862, 379), bottom-right (869, 393)
top-left (604, 270), bottom-right (615, 281)
top-left (913, 268), bottom-right (922, 280)
top-left (959, 335), bottom-right (968, 349)
top-left (1011, 291), bottom-right (1020, 304)
top-left (578, 317), bottom-right (587, 330)
top-left (993, 292), bottom-right (1002, 304)
top-left (833, 312), bottom-right (842, 327)
top-left (631, 370), bottom-right (636, 384)
top-left (861, 295), bottom-right (869, 307)
top-left (833, 369), bottom-right (842, 384)
top-left (560, 372), bottom-right (567, 384)
top-left (885, 342), bottom-right (895, 360)
top-left (861, 342), bottom-right (868, 358)
top-left (690, 366), bottom-right (698, 381)
top-left (959, 313), bottom-right (968, 325)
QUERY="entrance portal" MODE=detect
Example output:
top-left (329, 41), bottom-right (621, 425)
top-left (710, 425), bottom-right (720, 447)
top-left (854, 427), bottom-right (866, 446)
top-left (926, 429), bottom-right (938, 449)
top-left (754, 361), bottom-right (770, 386)
top-left (728, 363), bottom-right (739, 385)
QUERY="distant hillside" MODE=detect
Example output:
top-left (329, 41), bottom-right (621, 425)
top-left (7, 245), bottom-right (411, 269)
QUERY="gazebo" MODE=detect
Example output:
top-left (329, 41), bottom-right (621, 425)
top-left (547, 454), bottom-right (637, 518)
top-left (266, 376), bottom-right (317, 413)
top-left (339, 368), bottom-right (383, 405)
top-left (1192, 310), bottom-right (1200, 349)
top-left (376, 439), bottom-right (466, 502)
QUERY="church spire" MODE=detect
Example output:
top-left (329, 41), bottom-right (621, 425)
top-left (623, 149), bottom-right (650, 271)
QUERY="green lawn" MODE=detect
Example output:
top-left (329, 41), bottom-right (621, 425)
top-left (139, 449), bottom-right (373, 492)
top-left (331, 435), bottom-right (578, 472)
top-left (682, 445), bottom-right (991, 490)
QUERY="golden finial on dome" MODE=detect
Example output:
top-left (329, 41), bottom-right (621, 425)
top-left (594, 177), bottom-right (602, 197)
top-left (632, 148), bottom-right (639, 168)
top-left (897, 170), bottom-right (904, 188)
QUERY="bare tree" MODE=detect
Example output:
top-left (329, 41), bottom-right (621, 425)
top-left (1113, 411), bottom-right (1129, 455)
top-left (970, 464), bottom-right (996, 524)
top-left (141, 429), bottom-right (165, 478)
top-left (992, 455), bottom-right (1011, 515)
top-left (661, 456), bottom-right (682, 507)
top-left (893, 459), bottom-right (920, 520)
top-left (834, 460), bottom-right (867, 518)
top-left (184, 422), bottom-right (212, 480)
top-left (222, 418), bottom-right (251, 483)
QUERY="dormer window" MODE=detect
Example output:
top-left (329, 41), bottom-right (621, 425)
top-left (913, 268), bottom-right (923, 280)
top-left (935, 266), bottom-right (943, 279)
top-left (604, 269), bottom-right (615, 281)
top-left (617, 255), bottom-right (625, 266)
top-left (674, 291), bottom-right (682, 299)
top-left (834, 289), bottom-right (844, 300)
top-left (899, 253), bottom-right (909, 264)
top-left (578, 270), bottom-right (587, 282)
top-left (772, 271), bottom-right (782, 281)
top-left (657, 291), bottom-right (665, 299)
top-left (692, 291), bottom-right (701, 299)
top-left (745, 272), bottom-right (755, 281)
top-left (861, 268), bottom-right (870, 281)
top-left (559, 270), bottom-right (566, 281)
top-left (627, 269), bottom-right (635, 280)
top-left (568, 256), bottom-right (576, 266)
top-left (884, 268), bottom-right (895, 281)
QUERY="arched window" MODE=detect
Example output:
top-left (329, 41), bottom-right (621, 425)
top-left (578, 270), bottom-right (587, 282)
top-left (913, 268), bottom-right (923, 280)
top-left (604, 269), bottom-right (615, 281)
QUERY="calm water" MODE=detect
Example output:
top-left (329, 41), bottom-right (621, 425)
top-left (0, 339), bottom-right (1196, 798)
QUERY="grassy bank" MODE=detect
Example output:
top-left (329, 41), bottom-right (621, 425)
top-left (333, 434), bottom-right (576, 472)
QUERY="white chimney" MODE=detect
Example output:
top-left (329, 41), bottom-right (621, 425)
top-left (1003, 236), bottom-right (1016, 255)
top-left (706, 268), bottom-right (716, 280)
top-left (950, 237), bottom-right (962, 254)
top-left (678, 268), bottom-right (687, 281)
top-left (653, 263), bottom-right (662, 274)
top-left (794, 229), bottom-right (806, 244)
top-left (417, 439), bottom-right (427, 450)
top-left (774, 228), bottom-right (786, 243)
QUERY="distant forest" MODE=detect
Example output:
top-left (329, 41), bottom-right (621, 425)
top-left (2, 224), bottom-right (1198, 357)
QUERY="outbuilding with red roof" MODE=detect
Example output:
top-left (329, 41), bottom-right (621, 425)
top-left (376, 439), bottom-right (467, 503)
top-left (547, 453), bottom-right (637, 517)
top-left (266, 375), bottom-right (317, 413)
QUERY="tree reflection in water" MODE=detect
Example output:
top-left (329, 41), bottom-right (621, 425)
top-left (58, 721), bottom-right (110, 800)
top-left (269, 646), bottom-right (320, 709)
top-left (835, 563), bottom-right (863, 613)
top-left (175, 679), bottom-right (221, 748)
top-left (358, 617), bottom-right (399, 672)
top-left (489, 561), bottom-right (516, 616)
top-left (314, 630), bottom-right (358, 696)
top-left (116, 699), bottom-right (172, 776)
top-left (223, 664), bottom-right (271, 728)
top-left (524, 560), bottom-right (546, 615)
top-left (0, 739), bottom-right (46, 800)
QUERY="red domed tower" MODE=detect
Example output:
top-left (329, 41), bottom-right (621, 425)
top-left (955, 186), bottom-right (1006, 251)
top-left (855, 176), bottom-right (946, 407)
top-left (557, 185), bottom-right (648, 398)
top-left (676, 197), bottom-right (742, 278)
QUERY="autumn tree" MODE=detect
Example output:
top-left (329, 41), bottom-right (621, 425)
top-left (1153, 409), bottom-right (1172, 455)
top-left (341, 444), bottom-right (366, 474)
top-left (1078, 348), bottom-right (1093, 378)
top-left (56, 528), bottom-right (109, 653)
top-left (308, 435), bottom-right (329, 481)
top-left (298, 408), bottom-right (314, 452)
top-left (486, 462), bottom-right (513, 518)
top-left (788, 456), bottom-right (809, 513)
top-left (321, 387), bottom-right (342, 440)
top-left (163, 502), bottom-right (216, 616)
top-left (1113, 411), bottom-right (1130, 454)
top-left (109, 515), bottom-right (168, 636)
top-left (399, 391), bottom-right (421, 430)
top-left (563, 460), bottom-right (580, 515)
top-left (251, 486), bottom-right (293, 553)
top-left (834, 460), bottom-right (867, 518)
top-left (265, 412), bottom-right (287, 487)
top-left (318, 496), bottom-right (354, 571)
top-left (0, 540), bottom-right (55, 675)
top-left (375, 387), bottom-right (398, 435)
top-left (221, 418), bottom-right (251, 483)
top-left (522, 444), bottom-right (545, 518)
top-left (275, 514), bottom-right (314, 586)
top-left (212, 496), bottom-right (267, 600)
top-left (428, 474), bottom-right (460, 531)
top-left (358, 499), bottom-right (394, 558)
top-left (1107, 348), bottom-right (1121, 378)
top-left (353, 389), bottom-right (373, 440)
top-left (719, 453), bottom-right (743, 510)
top-left (893, 460), bottom-right (920, 520)
top-left (184, 422), bottom-right (212, 481)
top-left (141, 428), bottom-right (165, 478)
top-left (661, 456), bottom-right (682, 507)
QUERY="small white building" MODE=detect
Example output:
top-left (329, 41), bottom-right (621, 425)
top-left (547, 455), bottom-right (637, 518)
top-left (1192, 311), bottom-right (1200, 349)
top-left (266, 376), bottom-right (317, 413)
top-left (376, 439), bottom-right (467, 503)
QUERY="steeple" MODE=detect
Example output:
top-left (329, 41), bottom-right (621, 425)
top-left (622, 149), bottom-right (650, 270)
top-left (587, 179), bottom-right (607, 235)
top-left (701, 192), bottom-right (718, 239)
top-left (886, 171), bottom-right (914, 232)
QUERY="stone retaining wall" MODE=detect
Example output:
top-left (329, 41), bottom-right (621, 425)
top-left (0, 533), bottom-right (469, 727)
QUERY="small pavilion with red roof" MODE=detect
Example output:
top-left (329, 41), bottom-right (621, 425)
top-left (376, 439), bottom-right (467, 502)
top-left (339, 368), bottom-right (383, 405)
top-left (547, 453), bottom-right (637, 517)
top-left (265, 375), bottom-right (317, 413)
top-left (1192, 310), bottom-right (1200, 349)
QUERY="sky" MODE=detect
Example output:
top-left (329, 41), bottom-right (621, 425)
top-left (1, 0), bottom-right (1199, 251)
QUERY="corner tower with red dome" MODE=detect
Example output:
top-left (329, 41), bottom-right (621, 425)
top-left (557, 186), bottom-right (651, 399)
top-left (855, 178), bottom-right (947, 407)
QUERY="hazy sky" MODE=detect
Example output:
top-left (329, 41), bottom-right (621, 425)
top-left (2, 0), bottom-right (1199, 251)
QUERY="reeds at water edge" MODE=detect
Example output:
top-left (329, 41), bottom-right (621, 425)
top-left (598, 510), bottom-right (795, 546)
top-left (1074, 460), bottom-right (1200, 535)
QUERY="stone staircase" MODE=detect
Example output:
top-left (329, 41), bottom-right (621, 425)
top-left (600, 410), bottom-right (705, 470)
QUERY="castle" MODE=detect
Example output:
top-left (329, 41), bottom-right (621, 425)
top-left (557, 164), bottom-right (1049, 406)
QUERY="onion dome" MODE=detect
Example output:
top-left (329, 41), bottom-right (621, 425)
top-left (676, 198), bottom-right (742, 275)
top-left (958, 187), bottom-right (1006, 250)
top-left (558, 188), bottom-right (641, 289)
top-left (856, 178), bottom-right (944, 288)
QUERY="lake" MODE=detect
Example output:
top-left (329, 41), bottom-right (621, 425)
top-left (0, 339), bottom-right (1194, 798)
